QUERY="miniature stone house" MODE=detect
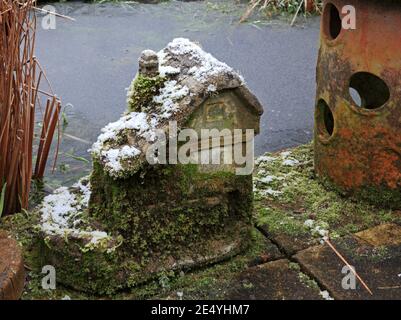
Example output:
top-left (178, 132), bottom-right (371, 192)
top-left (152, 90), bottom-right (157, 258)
top-left (37, 38), bottom-right (263, 294)
top-left (314, 0), bottom-right (401, 208)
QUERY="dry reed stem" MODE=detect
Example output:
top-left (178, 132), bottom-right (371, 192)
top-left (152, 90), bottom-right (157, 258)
top-left (0, 0), bottom-right (60, 215)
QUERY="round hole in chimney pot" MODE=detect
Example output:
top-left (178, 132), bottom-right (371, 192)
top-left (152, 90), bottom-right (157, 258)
top-left (349, 72), bottom-right (390, 110)
top-left (316, 98), bottom-right (335, 140)
top-left (323, 3), bottom-right (342, 40)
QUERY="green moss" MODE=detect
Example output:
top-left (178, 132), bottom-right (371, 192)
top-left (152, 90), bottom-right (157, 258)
top-left (0, 211), bottom-right (43, 270)
top-left (26, 159), bottom-right (254, 294)
top-left (288, 262), bottom-right (301, 272)
top-left (16, 226), bottom-right (267, 300)
top-left (298, 272), bottom-right (320, 291)
top-left (257, 207), bottom-right (307, 236)
top-left (40, 235), bottom-right (123, 295)
top-left (353, 185), bottom-right (401, 210)
top-left (333, 237), bottom-right (394, 264)
top-left (89, 161), bottom-right (252, 257)
top-left (254, 142), bottom-right (401, 240)
top-left (117, 228), bottom-right (270, 300)
top-left (127, 74), bottom-right (165, 112)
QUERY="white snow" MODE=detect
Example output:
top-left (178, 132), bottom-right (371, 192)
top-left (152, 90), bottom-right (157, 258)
top-left (259, 188), bottom-right (283, 197)
top-left (320, 290), bottom-right (334, 300)
top-left (159, 65), bottom-right (181, 77)
top-left (255, 155), bottom-right (276, 165)
top-left (158, 38), bottom-right (243, 84)
top-left (280, 151), bottom-right (292, 157)
top-left (39, 178), bottom-right (110, 247)
top-left (91, 112), bottom-right (150, 154)
top-left (97, 38), bottom-right (244, 178)
top-left (207, 84), bottom-right (217, 92)
top-left (152, 80), bottom-right (189, 119)
top-left (257, 175), bottom-right (276, 184)
top-left (282, 159), bottom-right (300, 167)
top-left (304, 219), bottom-right (315, 228)
top-left (90, 112), bottom-right (159, 176)
top-left (303, 219), bottom-right (329, 242)
top-left (101, 146), bottom-right (141, 175)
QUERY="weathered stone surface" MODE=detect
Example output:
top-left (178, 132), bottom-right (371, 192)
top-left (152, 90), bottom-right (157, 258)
top-left (294, 226), bottom-right (401, 300)
top-left (355, 223), bottom-right (401, 247)
top-left (0, 230), bottom-right (25, 300)
top-left (227, 259), bottom-right (323, 300)
top-left (138, 50), bottom-right (159, 78)
top-left (258, 224), bottom-right (315, 256)
top-left (247, 235), bottom-right (284, 267)
top-left (96, 38), bottom-right (263, 179)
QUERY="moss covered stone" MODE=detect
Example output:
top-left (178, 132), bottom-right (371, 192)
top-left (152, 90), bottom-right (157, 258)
top-left (254, 142), bottom-right (401, 253)
top-left (127, 74), bottom-right (166, 113)
top-left (86, 160), bottom-right (254, 289)
top-left (30, 39), bottom-right (263, 294)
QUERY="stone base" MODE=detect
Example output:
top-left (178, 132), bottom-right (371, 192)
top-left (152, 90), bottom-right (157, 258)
top-left (0, 231), bottom-right (25, 300)
top-left (41, 221), bottom-right (250, 294)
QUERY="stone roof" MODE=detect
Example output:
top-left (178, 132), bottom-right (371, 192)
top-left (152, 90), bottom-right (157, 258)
top-left (91, 38), bottom-right (264, 179)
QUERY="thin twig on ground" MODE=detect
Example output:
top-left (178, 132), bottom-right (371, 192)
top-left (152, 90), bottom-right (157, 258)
top-left (324, 238), bottom-right (374, 296)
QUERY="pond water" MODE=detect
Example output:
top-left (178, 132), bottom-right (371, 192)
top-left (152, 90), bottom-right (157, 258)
top-left (34, 1), bottom-right (320, 189)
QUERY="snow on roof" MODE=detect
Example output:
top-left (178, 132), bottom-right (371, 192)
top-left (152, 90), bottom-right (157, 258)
top-left (91, 38), bottom-right (263, 179)
top-left (158, 38), bottom-right (243, 84)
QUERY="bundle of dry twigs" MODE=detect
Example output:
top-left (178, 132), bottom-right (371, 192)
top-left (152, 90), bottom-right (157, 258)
top-left (0, 0), bottom-right (60, 216)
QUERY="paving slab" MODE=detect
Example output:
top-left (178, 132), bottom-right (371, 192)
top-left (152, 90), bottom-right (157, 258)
top-left (355, 223), bottom-right (401, 247)
top-left (0, 230), bottom-right (25, 300)
top-left (294, 224), bottom-right (401, 300)
top-left (258, 224), bottom-right (315, 256)
top-left (247, 235), bottom-right (285, 267)
top-left (227, 259), bottom-right (323, 300)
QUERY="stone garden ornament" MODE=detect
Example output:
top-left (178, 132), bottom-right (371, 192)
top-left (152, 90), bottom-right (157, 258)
top-left (36, 38), bottom-right (263, 294)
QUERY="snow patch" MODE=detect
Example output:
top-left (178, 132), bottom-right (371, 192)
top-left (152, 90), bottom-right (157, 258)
top-left (39, 178), bottom-right (110, 247)
top-left (207, 84), bottom-right (217, 92)
top-left (159, 65), bottom-right (181, 77)
top-left (320, 290), bottom-right (334, 300)
top-left (90, 112), bottom-right (159, 177)
top-left (280, 151), bottom-right (292, 158)
top-left (282, 159), bottom-right (300, 167)
top-left (152, 80), bottom-right (189, 119)
top-left (255, 155), bottom-right (276, 165)
top-left (304, 219), bottom-right (329, 243)
top-left (158, 38), bottom-right (243, 84)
